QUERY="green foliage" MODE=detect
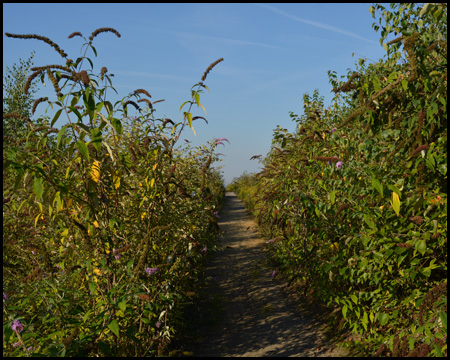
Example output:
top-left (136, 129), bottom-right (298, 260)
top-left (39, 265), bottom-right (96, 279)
top-left (3, 28), bottom-right (225, 356)
top-left (226, 172), bottom-right (259, 212)
top-left (236, 3), bottom-right (447, 357)
top-left (3, 51), bottom-right (40, 141)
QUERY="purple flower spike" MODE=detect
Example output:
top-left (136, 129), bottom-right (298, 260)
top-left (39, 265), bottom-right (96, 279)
top-left (213, 211), bottom-right (220, 218)
top-left (156, 320), bottom-right (162, 328)
top-left (271, 270), bottom-right (276, 277)
top-left (145, 267), bottom-right (158, 275)
top-left (336, 161), bottom-right (343, 169)
top-left (201, 246), bottom-right (207, 253)
top-left (11, 320), bottom-right (23, 333)
top-left (331, 128), bottom-right (336, 133)
top-left (216, 137), bottom-right (230, 144)
top-left (3, 292), bottom-right (7, 300)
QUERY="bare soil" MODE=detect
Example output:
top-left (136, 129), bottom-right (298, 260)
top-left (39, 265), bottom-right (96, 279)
top-left (172, 192), bottom-right (351, 357)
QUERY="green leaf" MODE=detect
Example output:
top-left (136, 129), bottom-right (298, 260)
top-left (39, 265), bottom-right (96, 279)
top-left (179, 100), bottom-right (190, 111)
top-left (372, 177), bottom-right (383, 196)
top-left (359, 258), bottom-right (368, 270)
top-left (194, 93), bottom-right (200, 106)
top-left (51, 109), bottom-right (63, 127)
top-left (379, 312), bottom-right (389, 325)
top-left (88, 281), bottom-right (96, 294)
top-left (76, 140), bottom-right (90, 162)
top-left (68, 106), bottom-right (83, 122)
top-left (83, 310), bottom-right (92, 323)
top-left (419, 3), bottom-right (433, 18)
top-left (415, 239), bottom-right (426, 255)
top-left (56, 126), bottom-right (67, 149)
top-left (33, 177), bottom-right (44, 201)
top-left (118, 301), bottom-right (127, 312)
top-left (342, 304), bottom-right (348, 319)
top-left (108, 319), bottom-right (119, 337)
top-left (330, 190), bottom-right (336, 205)
top-left (351, 294), bottom-right (358, 305)
top-left (439, 311), bottom-right (447, 329)
top-left (111, 118), bottom-right (122, 134)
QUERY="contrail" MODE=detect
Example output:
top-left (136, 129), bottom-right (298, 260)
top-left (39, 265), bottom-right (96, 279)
top-left (255, 3), bottom-right (377, 45)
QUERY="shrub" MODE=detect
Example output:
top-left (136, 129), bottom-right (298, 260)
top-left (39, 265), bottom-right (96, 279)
top-left (242, 3), bottom-right (446, 357)
top-left (3, 28), bottom-right (226, 356)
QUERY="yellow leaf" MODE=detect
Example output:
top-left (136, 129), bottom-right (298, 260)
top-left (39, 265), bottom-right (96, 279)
top-left (153, 163), bottom-right (157, 171)
top-left (90, 161), bottom-right (101, 183)
top-left (141, 212), bottom-right (147, 220)
top-left (391, 191), bottom-right (400, 216)
top-left (322, 132), bottom-right (326, 139)
top-left (113, 175), bottom-right (120, 189)
top-left (93, 268), bottom-right (101, 276)
top-left (93, 220), bottom-right (99, 228)
top-left (150, 178), bottom-right (155, 188)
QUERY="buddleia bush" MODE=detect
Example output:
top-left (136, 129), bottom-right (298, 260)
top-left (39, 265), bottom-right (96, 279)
top-left (238, 3), bottom-right (446, 357)
top-left (3, 28), bottom-right (225, 356)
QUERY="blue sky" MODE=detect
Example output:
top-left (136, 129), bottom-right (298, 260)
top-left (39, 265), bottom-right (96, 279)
top-left (3, 3), bottom-right (390, 185)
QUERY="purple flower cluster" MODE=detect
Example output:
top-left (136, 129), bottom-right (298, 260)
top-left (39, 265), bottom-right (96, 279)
top-left (215, 137), bottom-right (230, 147)
top-left (213, 211), bottom-right (220, 218)
top-left (336, 161), bottom-right (343, 169)
top-left (145, 267), bottom-right (158, 275)
top-left (113, 249), bottom-right (122, 259)
top-left (11, 320), bottom-right (23, 333)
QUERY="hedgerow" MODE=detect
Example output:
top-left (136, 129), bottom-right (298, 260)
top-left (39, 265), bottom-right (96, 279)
top-left (232, 3), bottom-right (446, 357)
top-left (3, 28), bottom-right (226, 356)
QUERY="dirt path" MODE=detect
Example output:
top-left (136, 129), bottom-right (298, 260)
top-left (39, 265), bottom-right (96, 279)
top-left (179, 192), bottom-right (349, 357)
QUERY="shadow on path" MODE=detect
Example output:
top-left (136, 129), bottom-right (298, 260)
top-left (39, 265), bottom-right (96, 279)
top-left (180, 192), bottom-right (348, 357)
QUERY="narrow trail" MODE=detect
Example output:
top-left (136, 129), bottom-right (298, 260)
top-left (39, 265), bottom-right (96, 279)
top-left (182, 192), bottom-right (349, 357)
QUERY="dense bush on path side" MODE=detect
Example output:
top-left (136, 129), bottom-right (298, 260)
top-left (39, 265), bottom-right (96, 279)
top-left (3, 27), bottom-right (226, 356)
top-left (232, 3), bottom-right (446, 357)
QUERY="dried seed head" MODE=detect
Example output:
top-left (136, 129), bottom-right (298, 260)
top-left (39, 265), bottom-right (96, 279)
top-left (31, 64), bottom-right (70, 72)
top-left (25, 69), bottom-right (45, 94)
top-left (192, 116), bottom-right (208, 124)
top-left (137, 98), bottom-right (153, 109)
top-left (5, 32), bottom-right (67, 58)
top-left (32, 97), bottom-right (48, 115)
top-left (47, 68), bottom-right (62, 95)
top-left (412, 144), bottom-right (429, 156)
top-left (89, 27), bottom-right (121, 42)
top-left (134, 89), bottom-right (151, 98)
top-left (334, 203), bottom-right (351, 219)
top-left (74, 70), bottom-right (90, 86)
top-left (124, 100), bottom-right (141, 112)
top-left (409, 216), bottom-right (424, 224)
top-left (68, 31), bottom-right (82, 39)
top-left (417, 109), bottom-right (425, 135)
top-left (43, 128), bottom-right (59, 138)
top-left (201, 57), bottom-right (224, 82)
